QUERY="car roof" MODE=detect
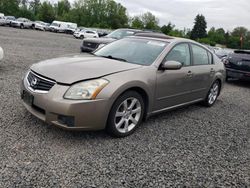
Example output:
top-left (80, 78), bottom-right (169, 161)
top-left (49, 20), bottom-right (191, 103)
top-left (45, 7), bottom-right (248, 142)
top-left (115, 28), bottom-right (142, 32)
top-left (130, 32), bottom-right (195, 44)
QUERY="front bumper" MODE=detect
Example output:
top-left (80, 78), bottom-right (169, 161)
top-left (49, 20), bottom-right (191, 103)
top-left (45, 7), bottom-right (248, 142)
top-left (20, 78), bottom-right (110, 131)
top-left (11, 22), bottom-right (20, 27)
top-left (226, 68), bottom-right (250, 81)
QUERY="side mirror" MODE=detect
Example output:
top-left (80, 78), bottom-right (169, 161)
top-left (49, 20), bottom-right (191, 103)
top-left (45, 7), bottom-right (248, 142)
top-left (161, 60), bottom-right (182, 70)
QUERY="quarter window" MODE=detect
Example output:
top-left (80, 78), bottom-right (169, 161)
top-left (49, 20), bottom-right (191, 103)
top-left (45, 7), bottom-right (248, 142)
top-left (191, 44), bottom-right (210, 65)
top-left (165, 43), bottom-right (191, 66)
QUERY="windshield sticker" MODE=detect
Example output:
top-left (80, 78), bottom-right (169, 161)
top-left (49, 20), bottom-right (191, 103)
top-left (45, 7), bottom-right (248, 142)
top-left (147, 41), bottom-right (166, 47)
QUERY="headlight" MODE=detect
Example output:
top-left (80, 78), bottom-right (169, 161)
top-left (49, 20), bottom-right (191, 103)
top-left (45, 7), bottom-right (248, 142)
top-left (64, 78), bottom-right (109, 100)
top-left (98, 43), bottom-right (106, 49)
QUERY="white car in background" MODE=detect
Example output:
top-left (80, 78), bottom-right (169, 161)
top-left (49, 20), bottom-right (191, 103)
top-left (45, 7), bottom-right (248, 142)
top-left (35, 21), bottom-right (47, 31)
top-left (0, 46), bottom-right (4, 62)
top-left (73, 29), bottom-right (99, 39)
top-left (0, 16), bottom-right (5, 26)
top-left (11, 18), bottom-right (34, 29)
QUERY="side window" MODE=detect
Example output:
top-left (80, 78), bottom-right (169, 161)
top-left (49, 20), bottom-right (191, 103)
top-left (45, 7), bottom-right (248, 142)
top-left (165, 43), bottom-right (191, 66)
top-left (191, 44), bottom-right (209, 65)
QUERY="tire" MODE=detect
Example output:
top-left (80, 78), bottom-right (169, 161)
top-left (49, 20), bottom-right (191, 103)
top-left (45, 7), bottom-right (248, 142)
top-left (106, 91), bottom-right (145, 137)
top-left (20, 24), bottom-right (24, 29)
top-left (203, 80), bottom-right (220, 107)
top-left (80, 35), bottom-right (84, 39)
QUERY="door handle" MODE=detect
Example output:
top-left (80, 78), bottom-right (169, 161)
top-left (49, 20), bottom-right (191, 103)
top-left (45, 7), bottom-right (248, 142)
top-left (187, 71), bottom-right (193, 77)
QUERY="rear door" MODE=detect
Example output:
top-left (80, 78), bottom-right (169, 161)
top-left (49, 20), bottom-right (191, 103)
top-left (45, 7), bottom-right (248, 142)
top-left (189, 44), bottom-right (216, 98)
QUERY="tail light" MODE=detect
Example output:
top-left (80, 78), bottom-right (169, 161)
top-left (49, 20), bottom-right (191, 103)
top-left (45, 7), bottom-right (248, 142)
top-left (221, 57), bottom-right (229, 65)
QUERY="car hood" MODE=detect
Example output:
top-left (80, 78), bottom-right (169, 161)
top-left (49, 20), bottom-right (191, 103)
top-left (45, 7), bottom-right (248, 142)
top-left (83, 37), bottom-right (116, 44)
top-left (12, 20), bottom-right (21, 24)
top-left (30, 54), bottom-right (142, 84)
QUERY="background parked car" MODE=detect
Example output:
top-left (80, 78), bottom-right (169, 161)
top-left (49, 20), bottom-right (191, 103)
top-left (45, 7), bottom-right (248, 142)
top-left (11, 18), bottom-right (34, 29)
top-left (74, 29), bottom-right (99, 39)
top-left (49, 21), bottom-right (64, 32)
top-left (0, 15), bottom-right (5, 26)
top-left (4, 16), bottom-right (15, 26)
top-left (64, 22), bottom-right (77, 34)
top-left (49, 21), bottom-right (77, 33)
top-left (34, 21), bottom-right (47, 31)
top-left (80, 28), bottom-right (144, 52)
top-left (215, 48), bottom-right (233, 59)
top-left (223, 50), bottom-right (250, 81)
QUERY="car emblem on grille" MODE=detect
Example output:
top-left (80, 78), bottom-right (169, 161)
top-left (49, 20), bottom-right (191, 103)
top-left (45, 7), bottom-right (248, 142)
top-left (30, 78), bottom-right (38, 87)
top-left (87, 43), bottom-right (91, 46)
top-left (237, 61), bottom-right (243, 66)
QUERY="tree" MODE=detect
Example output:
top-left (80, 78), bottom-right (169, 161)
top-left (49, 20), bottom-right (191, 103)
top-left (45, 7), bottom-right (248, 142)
top-left (30, 0), bottom-right (41, 18)
top-left (190, 14), bottom-right (207, 40)
top-left (0, 0), bottom-right (19, 16)
top-left (37, 2), bottom-right (56, 23)
top-left (141, 12), bottom-right (159, 30)
top-left (131, 16), bottom-right (144, 29)
top-left (207, 27), bottom-right (226, 44)
top-left (130, 12), bottom-right (160, 30)
top-left (57, 0), bottom-right (71, 20)
top-left (161, 22), bottom-right (175, 35)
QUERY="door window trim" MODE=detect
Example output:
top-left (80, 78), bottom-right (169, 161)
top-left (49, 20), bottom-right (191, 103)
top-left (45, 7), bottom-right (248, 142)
top-left (162, 42), bottom-right (192, 67)
top-left (189, 43), bottom-right (214, 66)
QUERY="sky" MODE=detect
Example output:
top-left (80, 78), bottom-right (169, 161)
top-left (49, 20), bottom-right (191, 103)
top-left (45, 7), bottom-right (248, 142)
top-left (52, 0), bottom-right (250, 31)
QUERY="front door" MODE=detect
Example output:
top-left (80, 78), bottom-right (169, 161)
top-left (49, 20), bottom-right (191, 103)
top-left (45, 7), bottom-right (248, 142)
top-left (154, 43), bottom-right (195, 111)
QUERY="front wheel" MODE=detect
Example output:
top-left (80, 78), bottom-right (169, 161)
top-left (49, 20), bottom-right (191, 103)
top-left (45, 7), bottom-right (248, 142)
top-left (203, 80), bottom-right (220, 107)
top-left (106, 91), bottom-right (145, 137)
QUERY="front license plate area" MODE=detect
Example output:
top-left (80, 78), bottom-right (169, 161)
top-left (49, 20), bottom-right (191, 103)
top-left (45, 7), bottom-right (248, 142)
top-left (21, 90), bottom-right (34, 106)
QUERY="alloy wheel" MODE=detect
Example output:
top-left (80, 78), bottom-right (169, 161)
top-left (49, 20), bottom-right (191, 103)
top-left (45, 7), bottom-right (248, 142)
top-left (208, 82), bottom-right (219, 105)
top-left (114, 97), bottom-right (142, 134)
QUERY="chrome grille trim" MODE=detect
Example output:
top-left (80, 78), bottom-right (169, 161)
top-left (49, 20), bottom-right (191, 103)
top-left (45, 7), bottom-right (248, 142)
top-left (25, 71), bottom-right (56, 94)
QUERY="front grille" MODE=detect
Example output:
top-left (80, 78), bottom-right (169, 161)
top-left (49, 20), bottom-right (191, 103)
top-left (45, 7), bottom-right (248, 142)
top-left (83, 41), bottom-right (98, 49)
top-left (27, 71), bottom-right (55, 92)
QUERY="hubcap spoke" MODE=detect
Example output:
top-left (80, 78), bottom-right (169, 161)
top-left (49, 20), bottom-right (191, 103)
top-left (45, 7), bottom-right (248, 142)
top-left (129, 116), bottom-right (138, 125)
top-left (128, 99), bottom-right (137, 110)
top-left (116, 118), bottom-right (125, 129)
top-left (115, 111), bottom-right (125, 117)
top-left (132, 107), bottom-right (141, 114)
top-left (124, 120), bottom-right (129, 133)
top-left (123, 100), bottom-right (128, 111)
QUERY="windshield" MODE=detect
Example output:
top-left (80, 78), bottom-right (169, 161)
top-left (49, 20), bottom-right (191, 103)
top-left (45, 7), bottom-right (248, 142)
top-left (17, 18), bottom-right (24, 21)
top-left (94, 38), bottom-right (168, 66)
top-left (51, 23), bottom-right (59, 27)
top-left (106, 30), bottom-right (137, 39)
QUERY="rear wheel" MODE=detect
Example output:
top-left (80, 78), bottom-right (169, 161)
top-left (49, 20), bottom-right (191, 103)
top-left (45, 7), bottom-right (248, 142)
top-left (203, 80), bottom-right (220, 107)
top-left (106, 91), bottom-right (145, 137)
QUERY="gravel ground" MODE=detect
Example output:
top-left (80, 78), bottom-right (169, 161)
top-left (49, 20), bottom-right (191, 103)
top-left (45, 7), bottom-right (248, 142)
top-left (0, 27), bottom-right (250, 187)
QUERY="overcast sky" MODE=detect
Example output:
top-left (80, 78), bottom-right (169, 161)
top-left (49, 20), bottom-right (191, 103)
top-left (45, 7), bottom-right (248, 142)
top-left (53, 0), bottom-right (250, 31)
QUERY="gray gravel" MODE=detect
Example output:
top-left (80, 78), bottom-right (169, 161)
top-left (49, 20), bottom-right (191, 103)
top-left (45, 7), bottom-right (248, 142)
top-left (0, 27), bottom-right (250, 187)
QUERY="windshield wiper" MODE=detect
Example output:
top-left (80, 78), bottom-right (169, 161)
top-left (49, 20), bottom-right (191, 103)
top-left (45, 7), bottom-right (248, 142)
top-left (100, 55), bottom-right (127, 62)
